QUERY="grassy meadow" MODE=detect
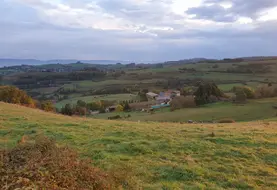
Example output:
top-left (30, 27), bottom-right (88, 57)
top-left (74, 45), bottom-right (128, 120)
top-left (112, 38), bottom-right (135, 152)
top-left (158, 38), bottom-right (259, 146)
top-left (93, 98), bottom-right (277, 123)
top-left (1, 102), bottom-right (277, 189)
top-left (55, 93), bottom-right (138, 108)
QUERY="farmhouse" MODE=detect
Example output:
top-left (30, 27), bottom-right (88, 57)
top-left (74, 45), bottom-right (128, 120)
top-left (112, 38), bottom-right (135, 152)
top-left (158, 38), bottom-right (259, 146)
top-left (105, 106), bottom-right (117, 113)
top-left (146, 92), bottom-right (158, 101)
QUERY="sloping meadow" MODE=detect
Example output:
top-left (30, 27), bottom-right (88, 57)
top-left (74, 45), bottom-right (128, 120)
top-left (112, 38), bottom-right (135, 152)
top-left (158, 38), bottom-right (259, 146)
top-left (1, 102), bottom-right (277, 189)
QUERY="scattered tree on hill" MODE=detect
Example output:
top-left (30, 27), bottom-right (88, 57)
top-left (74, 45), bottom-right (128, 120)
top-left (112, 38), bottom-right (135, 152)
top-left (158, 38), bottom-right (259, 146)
top-left (77, 100), bottom-right (87, 107)
top-left (40, 101), bottom-right (55, 112)
top-left (74, 105), bottom-right (87, 116)
top-left (194, 83), bottom-right (225, 105)
top-left (61, 104), bottom-right (74, 116)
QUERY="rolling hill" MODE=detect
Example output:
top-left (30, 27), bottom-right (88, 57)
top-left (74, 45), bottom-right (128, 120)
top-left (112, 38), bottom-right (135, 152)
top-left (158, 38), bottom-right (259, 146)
top-left (1, 102), bottom-right (277, 189)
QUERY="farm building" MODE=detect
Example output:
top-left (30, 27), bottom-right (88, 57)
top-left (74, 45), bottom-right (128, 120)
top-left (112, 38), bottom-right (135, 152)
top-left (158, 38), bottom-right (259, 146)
top-left (146, 92), bottom-right (158, 101)
top-left (156, 96), bottom-right (171, 104)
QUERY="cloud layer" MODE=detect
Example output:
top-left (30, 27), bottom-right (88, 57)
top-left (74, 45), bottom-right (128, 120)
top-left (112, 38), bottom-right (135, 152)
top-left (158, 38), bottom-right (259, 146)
top-left (1, 0), bottom-right (277, 61)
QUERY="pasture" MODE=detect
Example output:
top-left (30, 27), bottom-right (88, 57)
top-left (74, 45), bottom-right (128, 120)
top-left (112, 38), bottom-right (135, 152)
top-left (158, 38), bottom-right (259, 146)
top-left (1, 102), bottom-right (277, 189)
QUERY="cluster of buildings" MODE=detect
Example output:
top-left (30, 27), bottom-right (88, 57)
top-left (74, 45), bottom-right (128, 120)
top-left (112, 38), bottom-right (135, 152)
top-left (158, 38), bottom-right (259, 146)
top-left (146, 90), bottom-right (181, 109)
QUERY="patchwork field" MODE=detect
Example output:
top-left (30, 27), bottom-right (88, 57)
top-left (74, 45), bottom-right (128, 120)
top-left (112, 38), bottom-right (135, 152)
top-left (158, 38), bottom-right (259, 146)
top-left (1, 102), bottom-right (277, 189)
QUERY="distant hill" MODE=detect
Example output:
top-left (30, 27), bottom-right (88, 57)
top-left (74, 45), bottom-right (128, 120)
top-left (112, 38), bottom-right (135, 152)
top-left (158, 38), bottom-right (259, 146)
top-left (0, 59), bottom-right (131, 67)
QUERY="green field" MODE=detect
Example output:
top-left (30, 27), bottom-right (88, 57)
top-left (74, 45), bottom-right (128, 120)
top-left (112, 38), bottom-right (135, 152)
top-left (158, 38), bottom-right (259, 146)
top-left (2, 102), bottom-right (277, 189)
top-left (55, 93), bottom-right (138, 108)
top-left (93, 98), bottom-right (277, 123)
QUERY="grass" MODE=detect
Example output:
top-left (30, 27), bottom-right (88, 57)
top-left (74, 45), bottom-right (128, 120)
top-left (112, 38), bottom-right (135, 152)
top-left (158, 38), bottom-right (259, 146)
top-left (94, 98), bottom-right (277, 123)
top-left (2, 102), bottom-right (277, 189)
top-left (55, 93), bottom-right (138, 108)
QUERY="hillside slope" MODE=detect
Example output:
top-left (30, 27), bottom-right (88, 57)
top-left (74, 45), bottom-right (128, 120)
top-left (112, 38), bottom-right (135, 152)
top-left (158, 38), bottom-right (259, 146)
top-left (1, 102), bottom-right (277, 189)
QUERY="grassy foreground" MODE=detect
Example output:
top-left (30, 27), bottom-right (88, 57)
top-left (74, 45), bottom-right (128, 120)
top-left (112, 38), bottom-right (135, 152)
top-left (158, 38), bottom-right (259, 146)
top-left (1, 102), bottom-right (277, 189)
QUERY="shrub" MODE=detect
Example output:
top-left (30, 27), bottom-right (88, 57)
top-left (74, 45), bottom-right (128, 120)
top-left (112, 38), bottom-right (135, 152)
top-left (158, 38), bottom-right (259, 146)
top-left (116, 105), bottom-right (124, 112)
top-left (40, 101), bottom-right (55, 112)
top-left (218, 118), bottom-right (236, 123)
top-left (77, 100), bottom-right (87, 107)
top-left (87, 102), bottom-right (100, 111)
top-left (0, 85), bottom-right (36, 107)
top-left (235, 90), bottom-right (247, 103)
top-left (0, 135), bottom-right (120, 189)
top-left (170, 96), bottom-right (196, 111)
top-left (255, 85), bottom-right (277, 98)
top-left (108, 115), bottom-right (121, 120)
top-left (74, 106), bottom-right (87, 116)
top-left (232, 86), bottom-right (255, 99)
top-left (61, 104), bottom-right (74, 116)
top-left (121, 101), bottom-right (131, 111)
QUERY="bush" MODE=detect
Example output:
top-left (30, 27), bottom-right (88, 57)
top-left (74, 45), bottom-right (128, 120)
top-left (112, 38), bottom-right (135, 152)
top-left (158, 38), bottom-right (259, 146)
top-left (255, 85), bottom-right (277, 98)
top-left (235, 90), bottom-right (247, 103)
top-left (0, 85), bottom-right (36, 107)
top-left (0, 135), bottom-right (120, 189)
top-left (232, 86), bottom-right (255, 99)
top-left (74, 106), bottom-right (87, 116)
top-left (170, 96), bottom-right (196, 111)
top-left (40, 101), bottom-right (55, 112)
top-left (218, 118), bottom-right (236, 123)
top-left (108, 115), bottom-right (121, 120)
top-left (116, 105), bottom-right (124, 112)
top-left (61, 104), bottom-right (74, 116)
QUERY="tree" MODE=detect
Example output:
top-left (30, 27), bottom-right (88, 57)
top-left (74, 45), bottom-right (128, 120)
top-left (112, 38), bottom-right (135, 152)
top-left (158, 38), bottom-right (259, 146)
top-left (121, 101), bottom-right (131, 111)
top-left (41, 101), bottom-right (55, 112)
top-left (77, 100), bottom-right (87, 107)
top-left (170, 96), bottom-right (196, 111)
top-left (235, 90), bottom-right (247, 103)
top-left (61, 104), bottom-right (74, 116)
top-left (194, 83), bottom-right (225, 105)
top-left (74, 106), bottom-right (87, 116)
top-left (87, 102), bottom-right (100, 111)
top-left (115, 105), bottom-right (124, 112)
top-left (232, 86), bottom-right (255, 99)
top-left (138, 89), bottom-right (148, 102)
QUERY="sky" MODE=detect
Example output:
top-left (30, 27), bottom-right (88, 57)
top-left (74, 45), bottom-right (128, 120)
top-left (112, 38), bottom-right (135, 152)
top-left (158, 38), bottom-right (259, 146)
top-left (1, 0), bottom-right (277, 61)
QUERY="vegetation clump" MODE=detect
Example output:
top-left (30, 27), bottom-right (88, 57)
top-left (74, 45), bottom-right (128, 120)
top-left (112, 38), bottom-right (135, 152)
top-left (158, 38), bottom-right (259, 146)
top-left (218, 118), bottom-right (236, 123)
top-left (232, 86), bottom-right (255, 99)
top-left (0, 86), bottom-right (35, 107)
top-left (194, 82), bottom-right (225, 105)
top-left (170, 96), bottom-right (196, 111)
top-left (255, 84), bottom-right (277, 98)
top-left (0, 135), bottom-right (120, 190)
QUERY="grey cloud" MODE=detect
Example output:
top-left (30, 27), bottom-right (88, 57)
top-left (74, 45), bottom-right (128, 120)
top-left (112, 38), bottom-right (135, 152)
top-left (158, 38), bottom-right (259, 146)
top-left (186, 4), bottom-right (237, 22)
top-left (1, 0), bottom-right (277, 61)
top-left (187, 0), bottom-right (277, 22)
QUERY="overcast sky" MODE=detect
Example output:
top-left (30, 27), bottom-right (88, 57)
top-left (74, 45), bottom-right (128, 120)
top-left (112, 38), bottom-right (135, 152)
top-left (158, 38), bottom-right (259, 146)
top-left (1, 0), bottom-right (277, 61)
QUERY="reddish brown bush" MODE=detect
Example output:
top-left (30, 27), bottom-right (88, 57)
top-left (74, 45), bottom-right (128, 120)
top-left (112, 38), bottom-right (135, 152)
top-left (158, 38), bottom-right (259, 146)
top-left (0, 136), bottom-right (121, 190)
top-left (255, 85), bottom-right (277, 98)
top-left (218, 118), bottom-right (236, 123)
